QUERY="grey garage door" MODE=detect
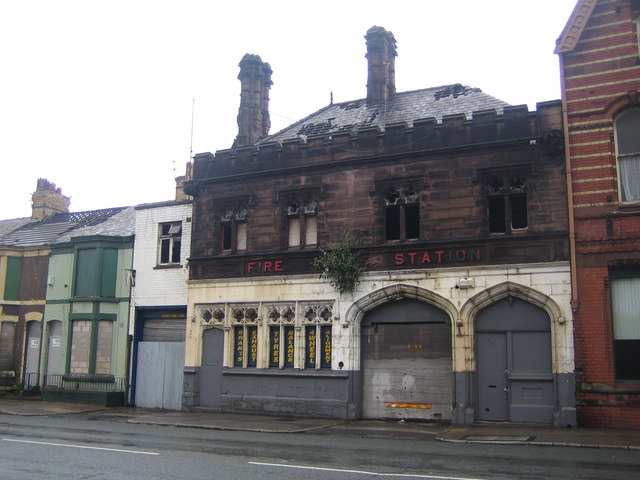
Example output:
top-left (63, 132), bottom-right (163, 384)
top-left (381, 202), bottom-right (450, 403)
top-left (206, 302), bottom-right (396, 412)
top-left (135, 315), bottom-right (186, 410)
top-left (476, 297), bottom-right (554, 424)
top-left (361, 299), bottom-right (452, 421)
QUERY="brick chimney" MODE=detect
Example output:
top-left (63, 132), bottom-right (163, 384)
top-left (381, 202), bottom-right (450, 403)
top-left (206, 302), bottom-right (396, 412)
top-left (175, 161), bottom-right (193, 202)
top-left (31, 178), bottom-right (70, 220)
top-left (234, 54), bottom-right (272, 148)
top-left (365, 26), bottom-right (397, 104)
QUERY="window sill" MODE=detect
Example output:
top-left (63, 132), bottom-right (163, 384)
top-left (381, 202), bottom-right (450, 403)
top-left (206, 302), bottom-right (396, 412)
top-left (222, 368), bottom-right (347, 379)
top-left (154, 264), bottom-right (183, 270)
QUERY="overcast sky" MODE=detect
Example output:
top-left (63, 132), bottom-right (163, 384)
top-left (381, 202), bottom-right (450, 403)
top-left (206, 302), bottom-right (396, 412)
top-left (1, 1), bottom-right (578, 220)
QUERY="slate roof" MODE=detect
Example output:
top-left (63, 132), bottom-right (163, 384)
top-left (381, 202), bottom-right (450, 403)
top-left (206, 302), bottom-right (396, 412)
top-left (0, 207), bottom-right (133, 247)
top-left (257, 84), bottom-right (510, 145)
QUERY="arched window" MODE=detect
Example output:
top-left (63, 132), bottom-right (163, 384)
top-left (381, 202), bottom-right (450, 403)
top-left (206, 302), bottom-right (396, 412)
top-left (615, 109), bottom-right (640, 203)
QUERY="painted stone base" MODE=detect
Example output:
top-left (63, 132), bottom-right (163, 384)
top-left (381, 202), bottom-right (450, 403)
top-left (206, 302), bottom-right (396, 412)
top-left (42, 389), bottom-right (125, 407)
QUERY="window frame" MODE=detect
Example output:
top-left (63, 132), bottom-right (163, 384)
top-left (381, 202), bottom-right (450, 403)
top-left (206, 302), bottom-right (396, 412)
top-left (614, 108), bottom-right (640, 205)
top-left (609, 268), bottom-right (640, 381)
top-left (158, 221), bottom-right (182, 266)
top-left (382, 184), bottom-right (421, 243)
top-left (217, 203), bottom-right (249, 254)
top-left (197, 302), bottom-right (334, 371)
top-left (284, 195), bottom-right (319, 250)
top-left (485, 175), bottom-right (529, 235)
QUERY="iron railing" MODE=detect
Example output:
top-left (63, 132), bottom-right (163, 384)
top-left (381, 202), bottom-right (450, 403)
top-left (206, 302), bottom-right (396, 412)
top-left (42, 374), bottom-right (126, 392)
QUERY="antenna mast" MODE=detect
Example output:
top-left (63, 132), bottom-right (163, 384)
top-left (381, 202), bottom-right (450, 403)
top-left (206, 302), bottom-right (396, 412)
top-left (190, 98), bottom-right (195, 160)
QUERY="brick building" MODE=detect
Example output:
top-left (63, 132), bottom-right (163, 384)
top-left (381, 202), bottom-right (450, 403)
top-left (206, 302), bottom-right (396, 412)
top-left (556, 0), bottom-right (640, 428)
top-left (184, 27), bottom-right (576, 426)
top-left (129, 164), bottom-right (193, 410)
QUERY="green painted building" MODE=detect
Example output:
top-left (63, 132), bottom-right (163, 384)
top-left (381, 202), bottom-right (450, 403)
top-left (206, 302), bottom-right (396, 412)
top-left (39, 209), bottom-right (134, 405)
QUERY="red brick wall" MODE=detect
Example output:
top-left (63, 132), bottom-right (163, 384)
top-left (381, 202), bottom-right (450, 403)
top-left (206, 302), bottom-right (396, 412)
top-left (562, 0), bottom-right (640, 428)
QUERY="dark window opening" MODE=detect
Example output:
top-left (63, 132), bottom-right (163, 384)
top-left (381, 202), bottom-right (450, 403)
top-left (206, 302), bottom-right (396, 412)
top-left (488, 196), bottom-right (506, 233)
top-left (487, 177), bottom-right (528, 234)
top-left (385, 206), bottom-right (401, 241)
top-left (511, 193), bottom-right (528, 230)
top-left (221, 223), bottom-right (232, 252)
top-left (383, 184), bottom-right (420, 243)
top-left (405, 204), bottom-right (420, 240)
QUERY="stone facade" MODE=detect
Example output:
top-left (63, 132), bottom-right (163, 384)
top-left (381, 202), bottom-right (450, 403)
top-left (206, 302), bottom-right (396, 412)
top-left (183, 27), bottom-right (576, 426)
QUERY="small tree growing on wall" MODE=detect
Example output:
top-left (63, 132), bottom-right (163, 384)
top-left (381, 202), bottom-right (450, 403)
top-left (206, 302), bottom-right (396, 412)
top-left (311, 232), bottom-right (364, 295)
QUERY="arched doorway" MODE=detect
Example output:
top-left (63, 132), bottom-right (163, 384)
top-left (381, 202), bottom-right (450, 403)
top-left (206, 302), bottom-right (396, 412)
top-left (361, 298), bottom-right (452, 421)
top-left (476, 297), bottom-right (554, 424)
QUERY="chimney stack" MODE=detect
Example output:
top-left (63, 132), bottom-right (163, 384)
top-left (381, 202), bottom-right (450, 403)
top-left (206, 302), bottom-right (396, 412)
top-left (234, 54), bottom-right (272, 148)
top-left (365, 26), bottom-right (397, 104)
top-left (31, 178), bottom-right (70, 220)
top-left (175, 161), bottom-right (193, 202)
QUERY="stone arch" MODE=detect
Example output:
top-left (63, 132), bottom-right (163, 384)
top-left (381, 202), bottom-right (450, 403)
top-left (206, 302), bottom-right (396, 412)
top-left (461, 281), bottom-right (564, 326)
top-left (348, 283), bottom-right (458, 325)
top-left (345, 283), bottom-right (458, 371)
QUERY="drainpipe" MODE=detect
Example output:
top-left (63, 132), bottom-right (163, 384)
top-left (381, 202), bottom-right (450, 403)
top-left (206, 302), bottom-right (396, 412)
top-left (558, 53), bottom-right (579, 313)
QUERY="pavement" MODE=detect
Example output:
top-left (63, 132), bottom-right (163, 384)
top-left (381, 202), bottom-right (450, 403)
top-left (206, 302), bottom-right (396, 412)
top-left (1, 397), bottom-right (639, 450)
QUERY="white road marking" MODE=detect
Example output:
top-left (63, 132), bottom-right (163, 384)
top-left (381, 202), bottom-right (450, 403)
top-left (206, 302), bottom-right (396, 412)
top-left (2, 438), bottom-right (159, 456)
top-left (249, 461), bottom-right (486, 480)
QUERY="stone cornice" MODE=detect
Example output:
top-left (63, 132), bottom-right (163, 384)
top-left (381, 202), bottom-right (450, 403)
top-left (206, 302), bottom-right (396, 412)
top-left (555, 0), bottom-right (598, 54)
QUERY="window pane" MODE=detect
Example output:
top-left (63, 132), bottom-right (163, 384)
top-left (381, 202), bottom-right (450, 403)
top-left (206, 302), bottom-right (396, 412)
top-left (284, 326), bottom-right (295, 367)
top-left (70, 320), bottom-right (91, 374)
top-left (269, 326), bottom-right (280, 367)
top-left (320, 325), bottom-right (331, 368)
top-left (385, 207), bottom-right (401, 241)
top-left (75, 249), bottom-right (97, 297)
top-left (619, 155), bottom-right (640, 202)
top-left (236, 223), bottom-right (247, 251)
top-left (288, 217), bottom-right (301, 247)
top-left (100, 249), bottom-right (117, 298)
top-left (247, 326), bottom-right (258, 367)
top-left (611, 277), bottom-right (640, 380)
top-left (611, 277), bottom-right (640, 340)
top-left (168, 223), bottom-right (182, 235)
top-left (510, 193), bottom-right (528, 230)
top-left (233, 326), bottom-right (244, 366)
top-left (160, 238), bottom-right (171, 264)
top-left (488, 196), bottom-right (506, 233)
top-left (221, 223), bottom-right (232, 251)
top-left (171, 238), bottom-right (181, 263)
top-left (305, 216), bottom-right (318, 246)
top-left (405, 204), bottom-right (420, 240)
top-left (305, 326), bottom-right (317, 368)
top-left (616, 109), bottom-right (640, 154)
top-left (95, 321), bottom-right (113, 375)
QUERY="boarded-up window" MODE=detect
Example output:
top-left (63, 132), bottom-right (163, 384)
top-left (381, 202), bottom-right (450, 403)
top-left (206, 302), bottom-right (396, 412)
top-left (74, 248), bottom-right (117, 298)
top-left (69, 320), bottom-right (91, 374)
top-left (0, 322), bottom-right (16, 370)
top-left (3, 257), bottom-right (21, 301)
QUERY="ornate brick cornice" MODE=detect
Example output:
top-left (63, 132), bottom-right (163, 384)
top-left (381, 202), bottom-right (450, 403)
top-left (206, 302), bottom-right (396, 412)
top-left (555, 0), bottom-right (598, 54)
